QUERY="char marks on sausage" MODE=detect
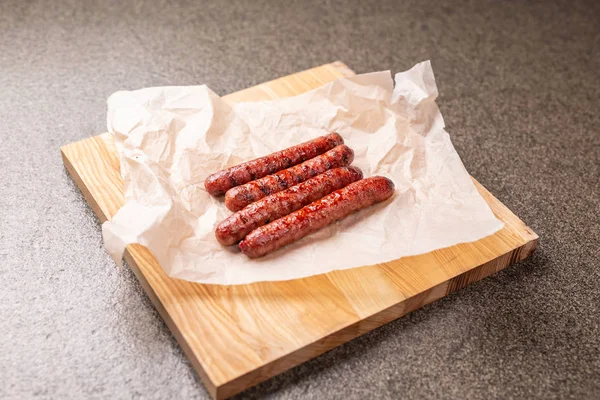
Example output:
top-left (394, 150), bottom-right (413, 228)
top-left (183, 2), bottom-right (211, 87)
top-left (204, 132), bottom-right (343, 196)
top-left (239, 176), bottom-right (395, 258)
top-left (215, 167), bottom-right (363, 245)
top-left (224, 144), bottom-right (354, 211)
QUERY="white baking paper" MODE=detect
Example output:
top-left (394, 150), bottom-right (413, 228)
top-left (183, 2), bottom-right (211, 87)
top-left (102, 61), bottom-right (504, 285)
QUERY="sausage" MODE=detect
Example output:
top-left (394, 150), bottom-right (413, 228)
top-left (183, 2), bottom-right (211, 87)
top-left (204, 132), bottom-right (343, 196)
top-left (224, 144), bottom-right (354, 211)
top-left (239, 176), bottom-right (395, 258)
top-left (215, 167), bottom-right (363, 245)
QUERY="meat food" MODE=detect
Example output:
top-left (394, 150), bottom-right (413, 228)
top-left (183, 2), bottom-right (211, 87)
top-left (215, 167), bottom-right (363, 245)
top-left (224, 144), bottom-right (354, 211)
top-left (204, 132), bottom-right (343, 196)
top-left (239, 176), bottom-right (395, 258)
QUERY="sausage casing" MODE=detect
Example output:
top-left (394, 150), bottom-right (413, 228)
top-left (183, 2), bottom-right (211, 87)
top-left (224, 144), bottom-right (354, 211)
top-left (204, 132), bottom-right (343, 196)
top-left (215, 167), bottom-right (363, 245)
top-left (239, 176), bottom-right (395, 258)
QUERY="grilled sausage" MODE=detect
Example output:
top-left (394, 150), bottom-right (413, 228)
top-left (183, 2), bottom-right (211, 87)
top-left (215, 167), bottom-right (363, 245)
top-left (224, 144), bottom-right (354, 211)
top-left (239, 176), bottom-right (395, 258)
top-left (204, 132), bottom-right (343, 196)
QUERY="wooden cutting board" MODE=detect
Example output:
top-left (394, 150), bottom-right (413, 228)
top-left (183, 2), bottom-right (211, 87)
top-left (61, 61), bottom-right (538, 399)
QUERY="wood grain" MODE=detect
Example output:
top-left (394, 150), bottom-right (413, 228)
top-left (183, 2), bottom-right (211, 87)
top-left (61, 61), bottom-right (538, 399)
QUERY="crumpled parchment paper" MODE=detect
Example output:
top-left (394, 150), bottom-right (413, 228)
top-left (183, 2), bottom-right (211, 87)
top-left (102, 61), bottom-right (504, 285)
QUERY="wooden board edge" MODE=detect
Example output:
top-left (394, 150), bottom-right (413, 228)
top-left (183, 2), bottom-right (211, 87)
top-left (222, 61), bottom-right (355, 103)
top-left (330, 60), bottom-right (356, 78)
top-left (216, 236), bottom-right (539, 399)
top-left (123, 249), bottom-right (218, 399)
top-left (61, 149), bottom-right (220, 397)
top-left (61, 147), bottom-right (109, 223)
top-left (472, 178), bottom-right (539, 243)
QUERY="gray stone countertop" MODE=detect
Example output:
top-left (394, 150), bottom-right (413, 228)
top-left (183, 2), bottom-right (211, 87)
top-left (2, 0), bottom-right (599, 398)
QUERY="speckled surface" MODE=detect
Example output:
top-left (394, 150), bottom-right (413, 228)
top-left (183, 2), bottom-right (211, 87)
top-left (1, 0), bottom-right (599, 399)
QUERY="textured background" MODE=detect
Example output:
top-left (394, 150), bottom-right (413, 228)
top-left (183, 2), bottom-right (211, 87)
top-left (1, 0), bottom-right (599, 399)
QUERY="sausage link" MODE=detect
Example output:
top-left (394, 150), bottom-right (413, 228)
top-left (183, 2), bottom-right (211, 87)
top-left (204, 132), bottom-right (343, 196)
top-left (239, 177), bottom-right (395, 258)
top-left (224, 144), bottom-right (354, 211)
top-left (215, 167), bottom-right (363, 245)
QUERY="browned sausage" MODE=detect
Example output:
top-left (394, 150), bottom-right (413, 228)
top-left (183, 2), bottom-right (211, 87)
top-left (215, 167), bottom-right (363, 245)
top-left (239, 177), bottom-right (395, 258)
top-left (204, 132), bottom-right (343, 196)
top-left (224, 144), bottom-right (354, 211)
